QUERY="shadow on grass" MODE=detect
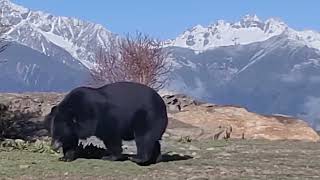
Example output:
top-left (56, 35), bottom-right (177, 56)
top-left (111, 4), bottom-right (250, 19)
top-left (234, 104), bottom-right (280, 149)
top-left (72, 144), bottom-right (193, 163)
top-left (160, 153), bottom-right (193, 162)
top-left (62, 149), bottom-right (193, 165)
top-left (78, 153), bottom-right (193, 163)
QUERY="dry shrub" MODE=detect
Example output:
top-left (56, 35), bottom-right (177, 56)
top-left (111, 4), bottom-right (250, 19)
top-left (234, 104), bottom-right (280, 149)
top-left (89, 32), bottom-right (172, 91)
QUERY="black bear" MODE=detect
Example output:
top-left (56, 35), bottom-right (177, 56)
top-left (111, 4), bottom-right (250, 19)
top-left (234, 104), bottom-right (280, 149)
top-left (45, 81), bottom-right (168, 166)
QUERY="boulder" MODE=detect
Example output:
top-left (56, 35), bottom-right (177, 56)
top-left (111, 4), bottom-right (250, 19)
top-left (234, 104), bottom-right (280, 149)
top-left (169, 104), bottom-right (320, 142)
top-left (162, 94), bottom-right (205, 113)
top-left (0, 93), bottom-right (65, 140)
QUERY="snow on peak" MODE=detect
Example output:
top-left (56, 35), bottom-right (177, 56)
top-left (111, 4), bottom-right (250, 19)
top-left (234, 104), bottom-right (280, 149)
top-left (166, 15), bottom-right (320, 52)
top-left (242, 14), bottom-right (261, 22)
top-left (0, 0), bottom-right (29, 14)
top-left (286, 29), bottom-right (320, 50)
top-left (1, 0), bottom-right (114, 69)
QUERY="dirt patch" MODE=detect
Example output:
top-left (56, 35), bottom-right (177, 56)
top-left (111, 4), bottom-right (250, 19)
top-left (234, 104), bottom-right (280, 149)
top-left (167, 117), bottom-right (196, 129)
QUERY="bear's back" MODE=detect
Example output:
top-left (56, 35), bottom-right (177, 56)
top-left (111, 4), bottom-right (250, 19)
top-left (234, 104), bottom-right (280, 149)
top-left (97, 81), bottom-right (165, 110)
top-left (62, 81), bottom-right (166, 114)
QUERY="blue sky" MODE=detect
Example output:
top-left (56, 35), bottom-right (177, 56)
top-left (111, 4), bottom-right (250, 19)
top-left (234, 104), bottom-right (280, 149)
top-left (12, 0), bottom-right (320, 40)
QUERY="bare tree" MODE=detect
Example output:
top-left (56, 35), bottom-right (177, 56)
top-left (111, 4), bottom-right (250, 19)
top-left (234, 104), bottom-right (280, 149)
top-left (89, 32), bottom-right (172, 91)
top-left (89, 36), bottom-right (121, 85)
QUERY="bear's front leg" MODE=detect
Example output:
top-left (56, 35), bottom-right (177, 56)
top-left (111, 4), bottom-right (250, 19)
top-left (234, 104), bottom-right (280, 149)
top-left (101, 138), bottom-right (127, 161)
top-left (130, 139), bottom-right (161, 166)
top-left (59, 147), bottom-right (77, 162)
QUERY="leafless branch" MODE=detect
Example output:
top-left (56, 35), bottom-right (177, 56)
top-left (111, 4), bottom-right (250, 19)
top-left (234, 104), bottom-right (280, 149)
top-left (89, 32), bottom-right (172, 91)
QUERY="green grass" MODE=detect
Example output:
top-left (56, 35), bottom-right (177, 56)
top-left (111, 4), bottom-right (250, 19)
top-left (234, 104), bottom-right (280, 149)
top-left (0, 151), bottom-right (150, 179)
top-left (1, 139), bottom-right (320, 179)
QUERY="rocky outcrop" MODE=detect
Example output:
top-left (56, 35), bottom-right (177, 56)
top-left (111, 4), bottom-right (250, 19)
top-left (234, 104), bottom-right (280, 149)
top-left (162, 94), bottom-right (205, 112)
top-left (0, 93), bottom-right (319, 142)
top-left (168, 103), bottom-right (320, 142)
top-left (0, 93), bottom-right (65, 140)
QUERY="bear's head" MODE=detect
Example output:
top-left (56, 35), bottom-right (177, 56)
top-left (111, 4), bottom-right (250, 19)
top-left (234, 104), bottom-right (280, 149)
top-left (45, 105), bottom-right (77, 151)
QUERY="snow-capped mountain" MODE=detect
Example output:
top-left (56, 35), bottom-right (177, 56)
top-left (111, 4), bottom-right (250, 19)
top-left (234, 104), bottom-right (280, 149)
top-left (0, 41), bottom-right (88, 92)
top-left (0, 0), bottom-right (114, 69)
top-left (166, 14), bottom-right (320, 52)
top-left (1, 0), bottom-right (320, 128)
top-left (163, 15), bottom-right (320, 129)
top-left (166, 32), bottom-right (320, 129)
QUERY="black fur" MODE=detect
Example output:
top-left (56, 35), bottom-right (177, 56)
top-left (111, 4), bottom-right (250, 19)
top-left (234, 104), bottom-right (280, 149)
top-left (45, 81), bottom-right (168, 166)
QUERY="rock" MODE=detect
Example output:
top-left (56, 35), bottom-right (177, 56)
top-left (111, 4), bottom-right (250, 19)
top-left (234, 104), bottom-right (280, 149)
top-left (200, 125), bottom-right (232, 140)
top-left (166, 127), bottom-right (204, 140)
top-left (162, 95), bottom-right (181, 113)
top-left (168, 104), bottom-right (181, 113)
top-left (14, 139), bottom-right (25, 144)
top-left (162, 94), bottom-right (204, 112)
top-left (189, 145), bottom-right (200, 151)
top-left (34, 129), bottom-right (49, 137)
top-left (193, 155), bottom-right (201, 159)
top-left (0, 93), bottom-right (64, 140)
top-left (163, 133), bottom-right (170, 138)
top-left (169, 104), bottom-right (320, 142)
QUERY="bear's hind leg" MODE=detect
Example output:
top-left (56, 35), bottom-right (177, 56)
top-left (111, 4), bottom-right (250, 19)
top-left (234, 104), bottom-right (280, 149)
top-left (151, 140), bottom-right (161, 163)
top-left (131, 138), bottom-right (161, 166)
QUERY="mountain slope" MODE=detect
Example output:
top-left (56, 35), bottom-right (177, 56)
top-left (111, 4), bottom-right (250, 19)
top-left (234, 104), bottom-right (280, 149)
top-left (166, 15), bottom-right (320, 52)
top-left (0, 42), bottom-right (88, 92)
top-left (167, 34), bottom-right (320, 128)
top-left (0, 0), bottom-right (115, 69)
top-left (1, 0), bottom-right (320, 128)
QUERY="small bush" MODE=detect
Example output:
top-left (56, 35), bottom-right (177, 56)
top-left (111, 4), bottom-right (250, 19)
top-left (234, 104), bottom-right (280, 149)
top-left (0, 102), bottom-right (42, 140)
top-left (89, 32), bottom-right (172, 91)
top-left (178, 136), bottom-right (192, 143)
top-left (0, 138), bottom-right (57, 154)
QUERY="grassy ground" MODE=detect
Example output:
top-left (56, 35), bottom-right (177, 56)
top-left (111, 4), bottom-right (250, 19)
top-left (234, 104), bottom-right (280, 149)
top-left (1, 139), bottom-right (320, 179)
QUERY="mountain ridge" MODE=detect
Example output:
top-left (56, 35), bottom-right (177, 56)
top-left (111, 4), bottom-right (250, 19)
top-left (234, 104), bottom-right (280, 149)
top-left (166, 34), bottom-right (320, 129)
top-left (165, 14), bottom-right (320, 52)
top-left (1, 0), bottom-right (115, 69)
top-left (1, 0), bottom-right (320, 129)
